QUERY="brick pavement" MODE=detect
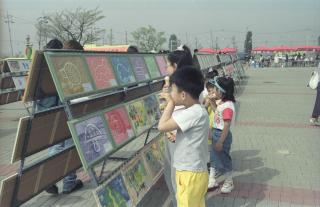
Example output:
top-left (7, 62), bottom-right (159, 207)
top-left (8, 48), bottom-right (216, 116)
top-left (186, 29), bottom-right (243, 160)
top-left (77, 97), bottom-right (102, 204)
top-left (0, 67), bottom-right (320, 206)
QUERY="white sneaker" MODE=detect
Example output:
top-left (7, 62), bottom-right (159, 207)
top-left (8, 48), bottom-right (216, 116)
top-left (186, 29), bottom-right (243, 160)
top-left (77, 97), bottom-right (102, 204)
top-left (220, 179), bottom-right (234, 193)
top-left (208, 168), bottom-right (219, 188)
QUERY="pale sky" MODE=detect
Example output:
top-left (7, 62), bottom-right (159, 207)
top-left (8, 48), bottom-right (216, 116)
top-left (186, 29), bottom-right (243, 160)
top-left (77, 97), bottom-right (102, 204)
top-left (1, 0), bottom-right (320, 56)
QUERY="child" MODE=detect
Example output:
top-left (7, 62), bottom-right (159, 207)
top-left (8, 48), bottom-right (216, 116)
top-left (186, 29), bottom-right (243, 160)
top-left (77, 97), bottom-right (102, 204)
top-left (162, 45), bottom-right (193, 207)
top-left (158, 66), bottom-right (209, 207)
top-left (208, 76), bottom-right (236, 194)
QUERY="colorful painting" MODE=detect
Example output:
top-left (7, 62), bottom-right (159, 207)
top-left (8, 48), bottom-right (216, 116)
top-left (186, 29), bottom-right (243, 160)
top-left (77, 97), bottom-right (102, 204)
top-left (142, 142), bottom-right (164, 179)
top-left (7, 60), bottom-right (21, 72)
top-left (157, 134), bottom-right (166, 157)
top-left (74, 115), bottom-right (114, 166)
top-left (123, 158), bottom-right (151, 204)
top-left (12, 76), bottom-right (27, 90)
top-left (49, 55), bottom-right (94, 98)
top-left (155, 55), bottom-right (168, 76)
top-left (19, 60), bottom-right (31, 72)
top-left (126, 100), bottom-right (148, 135)
top-left (110, 56), bottom-right (136, 85)
top-left (105, 107), bottom-right (135, 146)
top-left (129, 56), bottom-right (150, 82)
top-left (143, 56), bottom-right (161, 79)
top-left (85, 56), bottom-right (118, 89)
top-left (142, 95), bottom-right (160, 127)
top-left (95, 174), bottom-right (132, 207)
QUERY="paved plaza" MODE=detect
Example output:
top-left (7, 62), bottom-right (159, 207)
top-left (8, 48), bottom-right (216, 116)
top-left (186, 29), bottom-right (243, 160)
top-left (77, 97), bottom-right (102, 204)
top-left (0, 67), bottom-right (320, 206)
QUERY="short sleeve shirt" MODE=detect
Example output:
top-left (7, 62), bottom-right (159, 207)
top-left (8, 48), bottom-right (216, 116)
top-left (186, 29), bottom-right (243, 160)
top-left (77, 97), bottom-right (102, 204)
top-left (172, 104), bottom-right (209, 172)
top-left (213, 101), bottom-right (235, 130)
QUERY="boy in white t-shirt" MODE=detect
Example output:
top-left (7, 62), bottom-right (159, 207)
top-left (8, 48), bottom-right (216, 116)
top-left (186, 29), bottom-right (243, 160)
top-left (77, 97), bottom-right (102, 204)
top-left (158, 66), bottom-right (209, 207)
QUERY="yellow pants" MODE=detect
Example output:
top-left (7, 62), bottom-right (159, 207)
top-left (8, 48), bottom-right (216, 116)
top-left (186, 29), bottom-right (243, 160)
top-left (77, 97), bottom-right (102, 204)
top-left (176, 170), bottom-right (209, 207)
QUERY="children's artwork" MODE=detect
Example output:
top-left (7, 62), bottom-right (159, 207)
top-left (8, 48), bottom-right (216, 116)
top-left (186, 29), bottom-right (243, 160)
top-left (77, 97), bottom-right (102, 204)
top-left (126, 100), bottom-right (148, 135)
top-left (49, 55), bottom-right (94, 98)
top-left (94, 174), bottom-right (132, 207)
top-left (155, 55), bottom-right (168, 76)
top-left (142, 142), bottom-right (164, 180)
top-left (85, 56), bottom-right (118, 89)
top-left (123, 158), bottom-right (151, 204)
top-left (129, 56), bottom-right (150, 82)
top-left (143, 56), bottom-right (161, 79)
top-left (105, 107), bottom-right (135, 146)
top-left (19, 60), bottom-right (31, 72)
top-left (12, 76), bottom-right (27, 90)
top-left (74, 115), bottom-right (114, 167)
top-left (7, 60), bottom-right (21, 72)
top-left (142, 95), bottom-right (160, 127)
top-left (110, 56), bottom-right (136, 85)
top-left (157, 134), bottom-right (166, 156)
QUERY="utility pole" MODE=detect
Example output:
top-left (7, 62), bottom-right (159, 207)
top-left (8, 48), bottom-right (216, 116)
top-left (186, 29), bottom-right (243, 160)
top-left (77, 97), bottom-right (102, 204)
top-left (195, 37), bottom-right (198, 49)
top-left (215, 37), bottom-right (219, 50)
top-left (4, 11), bottom-right (14, 56)
top-left (125, 31), bottom-right (128, 45)
top-left (210, 30), bottom-right (214, 49)
top-left (109, 29), bottom-right (113, 45)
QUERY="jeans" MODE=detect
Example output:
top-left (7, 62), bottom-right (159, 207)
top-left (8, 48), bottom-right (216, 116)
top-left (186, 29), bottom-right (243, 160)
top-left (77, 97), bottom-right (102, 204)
top-left (37, 96), bottom-right (77, 191)
top-left (210, 129), bottom-right (233, 173)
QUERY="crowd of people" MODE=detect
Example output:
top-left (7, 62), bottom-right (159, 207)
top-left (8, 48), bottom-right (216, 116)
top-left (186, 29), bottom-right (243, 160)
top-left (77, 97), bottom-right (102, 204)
top-left (158, 45), bottom-right (236, 207)
top-left (250, 52), bottom-right (320, 68)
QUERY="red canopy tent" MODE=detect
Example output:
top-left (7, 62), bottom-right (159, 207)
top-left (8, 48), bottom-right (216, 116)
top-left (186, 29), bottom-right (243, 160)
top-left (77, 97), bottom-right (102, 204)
top-left (269, 45), bottom-right (295, 52)
top-left (218, 47), bottom-right (237, 53)
top-left (198, 48), bottom-right (217, 54)
top-left (252, 46), bottom-right (272, 52)
top-left (294, 45), bottom-right (320, 51)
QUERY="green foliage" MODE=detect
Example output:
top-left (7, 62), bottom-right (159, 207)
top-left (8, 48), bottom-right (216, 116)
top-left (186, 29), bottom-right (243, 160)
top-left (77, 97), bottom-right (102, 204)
top-left (131, 25), bottom-right (166, 52)
top-left (244, 31), bottom-right (253, 54)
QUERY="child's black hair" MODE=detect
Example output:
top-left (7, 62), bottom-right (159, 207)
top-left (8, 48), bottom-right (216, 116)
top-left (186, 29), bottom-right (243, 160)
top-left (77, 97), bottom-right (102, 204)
top-left (216, 77), bottom-right (236, 102)
top-left (206, 69), bottom-right (219, 79)
top-left (170, 65), bottom-right (204, 100)
top-left (167, 45), bottom-right (193, 68)
top-left (44, 38), bottom-right (63, 49)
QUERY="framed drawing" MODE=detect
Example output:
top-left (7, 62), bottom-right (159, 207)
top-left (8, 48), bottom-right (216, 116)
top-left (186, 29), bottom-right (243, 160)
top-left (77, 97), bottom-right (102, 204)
top-left (94, 173), bottom-right (133, 207)
top-left (12, 76), bottom-right (27, 90)
top-left (129, 56), bottom-right (150, 82)
top-left (19, 60), bottom-right (31, 72)
top-left (141, 141), bottom-right (164, 181)
top-left (85, 55), bottom-right (118, 90)
top-left (142, 95), bottom-right (160, 127)
top-left (45, 52), bottom-right (94, 101)
top-left (143, 56), bottom-right (161, 79)
top-left (7, 60), bottom-right (21, 73)
top-left (155, 55), bottom-right (168, 76)
top-left (68, 114), bottom-right (115, 169)
top-left (122, 157), bottom-right (152, 205)
top-left (104, 106), bottom-right (135, 146)
top-left (125, 99), bottom-right (148, 136)
top-left (110, 56), bottom-right (136, 86)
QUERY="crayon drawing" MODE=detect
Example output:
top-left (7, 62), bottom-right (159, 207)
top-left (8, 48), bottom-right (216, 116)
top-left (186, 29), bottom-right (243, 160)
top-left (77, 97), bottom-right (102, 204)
top-left (86, 56), bottom-right (118, 89)
top-left (157, 134), bottom-right (166, 156)
top-left (110, 56), bottom-right (136, 85)
top-left (142, 95), bottom-right (160, 127)
top-left (155, 56), bottom-right (168, 76)
top-left (19, 60), bottom-right (31, 72)
top-left (12, 76), bottom-right (27, 90)
top-left (7, 60), bottom-right (21, 72)
top-left (142, 142), bottom-right (164, 179)
top-left (105, 107), bottom-right (135, 146)
top-left (129, 56), bottom-right (150, 82)
top-left (74, 115), bottom-right (114, 165)
top-left (95, 174), bottom-right (132, 207)
top-left (123, 159), bottom-right (151, 204)
top-left (143, 56), bottom-right (161, 79)
top-left (126, 100), bottom-right (148, 135)
top-left (50, 55), bottom-right (93, 97)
